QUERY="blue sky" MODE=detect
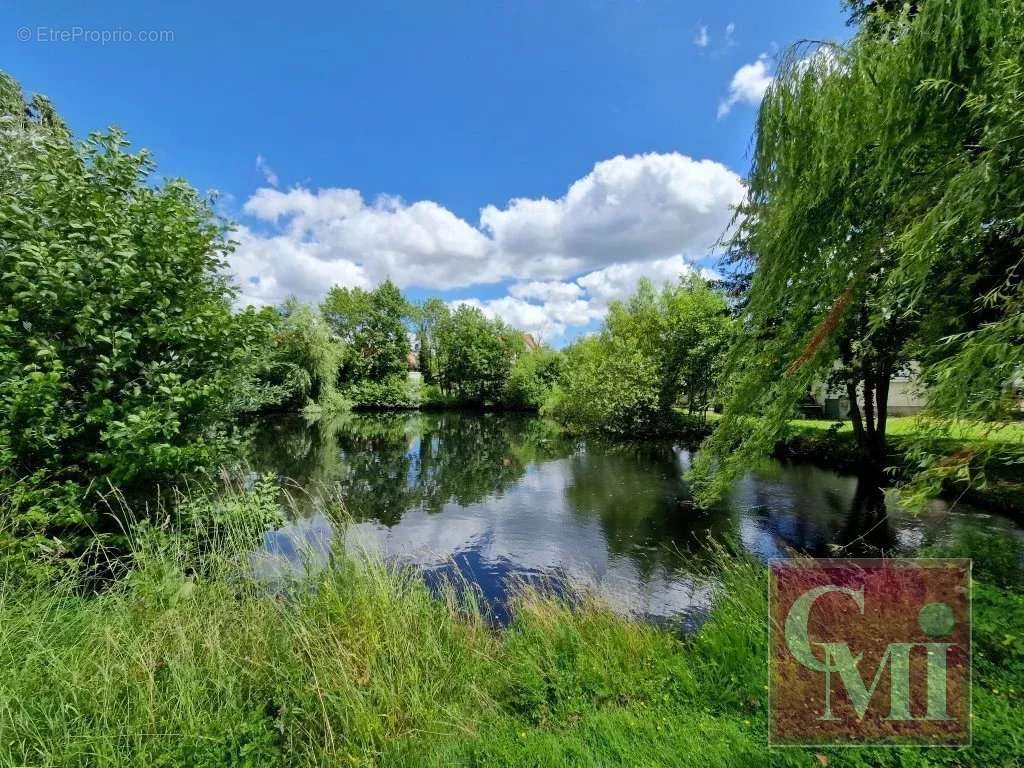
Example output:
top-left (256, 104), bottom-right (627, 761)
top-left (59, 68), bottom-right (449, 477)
top-left (4, 1), bottom-right (849, 344)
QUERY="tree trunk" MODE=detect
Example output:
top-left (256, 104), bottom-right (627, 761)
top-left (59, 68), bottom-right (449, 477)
top-left (839, 334), bottom-right (888, 472)
top-left (873, 363), bottom-right (891, 465)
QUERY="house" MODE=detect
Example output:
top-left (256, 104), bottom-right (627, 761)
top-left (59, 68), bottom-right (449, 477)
top-left (808, 363), bottom-right (927, 419)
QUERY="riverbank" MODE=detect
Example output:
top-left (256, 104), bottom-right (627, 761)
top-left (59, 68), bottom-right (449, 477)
top-left (294, 402), bottom-right (1024, 516)
top-left (2, 486), bottom-right (1022, 767)
top-left (769, 417), bottom-right (1024, 517)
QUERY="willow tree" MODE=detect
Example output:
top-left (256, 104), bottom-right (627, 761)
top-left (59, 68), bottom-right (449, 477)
top-left (690, 0), bottom-right (1024, 504)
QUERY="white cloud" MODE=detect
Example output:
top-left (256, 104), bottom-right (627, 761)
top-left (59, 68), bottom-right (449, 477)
top-left (237, 187), bottom-right (495, 292)
top-left (450, 296), bottom-right (595, 343)
top-left (229, 226), bottom-right (371, 307)
top-left (575, 255), bottom-right (703, 309)
top-left (694, 25), bottom-right (709, 48)
top-left (255, 154), bottom-right (279, 187)
top-left (724, 22), bottom-right (736, 46)
top-left (508, 281), bottom-right (585, 304)
top-left (449, 254), bottom-right (716, 345)
top-left (717, 53), bottom-right (773, 118)
top-left (480, 153), bottom-right (742, 277)
top-left (227, 152), bottom-right (744, 338)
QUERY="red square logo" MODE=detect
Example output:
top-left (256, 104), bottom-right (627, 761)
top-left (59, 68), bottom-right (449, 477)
top-left (769, 559), bottom-right (971, 746)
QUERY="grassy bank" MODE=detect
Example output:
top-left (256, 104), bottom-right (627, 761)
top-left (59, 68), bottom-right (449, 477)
top-left (783, 416), bottom-right (1024, 450)
top-left (692, 413), bottom-right (1024, 516)
top-left (769, 417), bottom-right (1024, 517)
top-left (1, 488), bottom-right (1022, 767)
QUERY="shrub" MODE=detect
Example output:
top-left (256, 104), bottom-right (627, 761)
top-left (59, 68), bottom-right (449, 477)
top-left (248, 301), bottom-right (344, 412)
top-left (545, 335), bottom-right (663, 435)
top-left (321, 281), bottom-right (411, 383)
top-left (433, 305), bottom-right (524, 405)
top-left (503, 349), bottom-right (563, 410)
top-left (345, 376), bottom-right (416, 410)
top-left (0, 73), bottom-right (261, 534)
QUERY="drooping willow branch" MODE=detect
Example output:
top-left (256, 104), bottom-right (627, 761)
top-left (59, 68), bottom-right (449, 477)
top-left (785, 285), bottom-right (855, 377)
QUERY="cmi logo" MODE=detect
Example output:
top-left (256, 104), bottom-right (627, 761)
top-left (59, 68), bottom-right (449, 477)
top-left (769, 559), bottom-right (971, 746)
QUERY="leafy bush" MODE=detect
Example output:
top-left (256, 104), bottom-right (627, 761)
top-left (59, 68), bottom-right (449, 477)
top-left (547, 277), bottom-right (730, 435)
top-left (248, 301), bottom-right (344, 412)
top-left (321, 281), bottom-right (411, 383)
top-left (345, 376), bottom-right (416, 410)
top-left (921, 527), bottom-right (1024, 590)
top-left (545, 335), bottom-right (663, 435)
top-left (419, 383), bottom-right (458, 409)
top-left (433, 305), bottom-right (524, 405)
top-left (502, 349), bottom-right (563, 410)
top-left (0, 73), bottom-right (261, 533)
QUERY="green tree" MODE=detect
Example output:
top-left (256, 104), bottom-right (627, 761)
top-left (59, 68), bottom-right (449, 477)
top-left (549, 277), bottom-right (732, 433)
top-left (547, 333), bottom-right (663, 435)
top-left (660, 276), bottom-right (733, 423)
top-left (413, 297), bottom-right (449, 385)
top-left (251, 300), bottom-right (344, 411)
top-left (433, 306), bottom-right (523, 405)
top-left (0, 73), bottom-right (261, 529)
top-left (321, 280), bottom-right (411, 383)
top-left (691, 0), bottom-right (1024, 503)
top-left (503, 348), bottom-right (563, 410)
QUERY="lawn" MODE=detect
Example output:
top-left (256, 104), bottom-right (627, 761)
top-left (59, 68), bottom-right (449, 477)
top-left (786, 416), bottom-right (1024, 446)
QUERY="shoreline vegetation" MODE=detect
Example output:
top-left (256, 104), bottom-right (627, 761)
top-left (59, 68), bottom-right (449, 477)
top-left (3, 484), bottom-right (1023, 767)
top-left (772, 418), bottom-right (1024, 519)
top-left (283, 399), bottom-right (1024, 519)
top-left (4, 0), bottom-right (1024, 764)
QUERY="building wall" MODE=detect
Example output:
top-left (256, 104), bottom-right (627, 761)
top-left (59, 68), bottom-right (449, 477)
top-left (812, 364), bottom-right (926, 418)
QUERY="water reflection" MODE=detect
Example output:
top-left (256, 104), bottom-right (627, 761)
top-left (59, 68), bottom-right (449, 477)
top-left (249, 412), bottom-right (1020, 624)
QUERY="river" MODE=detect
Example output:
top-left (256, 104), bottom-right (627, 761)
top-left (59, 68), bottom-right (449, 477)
top-left (247, 411), bottom-right (1021, 626)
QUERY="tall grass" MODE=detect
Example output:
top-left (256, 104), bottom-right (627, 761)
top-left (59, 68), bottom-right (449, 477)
top-left (0, 484), bottom-right (1021, 766)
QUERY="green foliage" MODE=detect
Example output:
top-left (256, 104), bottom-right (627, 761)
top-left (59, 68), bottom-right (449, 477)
top-left (346, 375), bottom-right (416, 410)
top-left (415, 301), bottom-right (559, 410)
top-left (0, 73), bottom-right (262, 535)
top-left (249, 300), bottom-right (344, 412)
top-left (547, 334), bottom-right (663, 435)
top-left (693, 0), bottom-right (1024, 504)
top-left (921, 526), bottom-right (1024, 590)
top-left (432, 304), bottom-right (525, 406)
top-left (2, 504), bottom-right (1021, 766)
top-left (549, 277), bottom-right (732, 434)
top-left (413, 297), bottom-right (449, 385)
top-left (843, 0), bottom-right (921, 27)
top-left (321, 280), bottom-right (411, 383)
top-left (503, 349), bottom-right (563, 410)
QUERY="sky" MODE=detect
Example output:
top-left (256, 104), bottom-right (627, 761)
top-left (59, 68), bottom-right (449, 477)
top-left (4, 1), bottom-right (850, 345)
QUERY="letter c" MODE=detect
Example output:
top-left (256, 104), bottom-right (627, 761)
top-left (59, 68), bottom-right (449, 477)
top-left (784, 583), bottom-right (864, 671)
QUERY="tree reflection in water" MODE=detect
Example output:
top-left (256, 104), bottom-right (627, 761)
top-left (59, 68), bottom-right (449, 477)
top-left (249, 412), bottom-right (1015, 624)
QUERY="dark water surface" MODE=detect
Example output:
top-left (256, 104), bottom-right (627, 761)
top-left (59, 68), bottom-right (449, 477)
top-left (248, 412), bottom-right (1021, 626)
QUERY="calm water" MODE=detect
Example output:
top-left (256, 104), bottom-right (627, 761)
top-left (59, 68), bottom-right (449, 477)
top-left (248, 412), bottom-right (1021, 626)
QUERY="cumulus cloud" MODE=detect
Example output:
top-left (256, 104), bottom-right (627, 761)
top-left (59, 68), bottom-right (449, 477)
top-left (718, 53), bottom-right (774, 118)
top-left (694, 25), bottom-right (709, 48)
top-left (575, 255), bottom-right (709, 309)
top-left (479, 153), bottom-right (742, 277)
top-left (449, 296), bottom-right (596, 343)
top-left (449, 255), bottom-right (716, 344)
top-left (227, 152), bottom-right (743, 339)
top-left (230, 226), bottom-right (371, 307)
top-left (237, 187), bottom-right (495, 293)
